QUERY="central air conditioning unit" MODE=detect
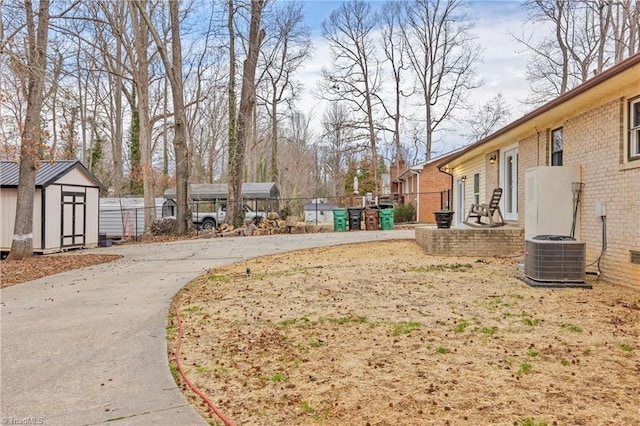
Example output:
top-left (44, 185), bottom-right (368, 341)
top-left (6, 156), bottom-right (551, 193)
top-left (524, 236), bottom-right (586, 282)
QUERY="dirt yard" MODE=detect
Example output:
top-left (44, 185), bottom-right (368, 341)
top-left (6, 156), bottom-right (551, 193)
top-left (170, 240), bottom-right (639, 426)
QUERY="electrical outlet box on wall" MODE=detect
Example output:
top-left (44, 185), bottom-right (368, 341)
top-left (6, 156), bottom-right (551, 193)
top-left (595, 201), bottom-right (607, 217)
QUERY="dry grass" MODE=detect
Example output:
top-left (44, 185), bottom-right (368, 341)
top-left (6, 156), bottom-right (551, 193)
top-left (171, 240), bottom-right (640, 426)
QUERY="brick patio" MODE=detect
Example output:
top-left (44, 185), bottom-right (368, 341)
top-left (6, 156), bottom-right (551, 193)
top-left (415, 225), bottom-right (524, 257)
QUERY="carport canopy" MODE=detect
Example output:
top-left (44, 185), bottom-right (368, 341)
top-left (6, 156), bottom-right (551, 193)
top-left (164, 182), bottom-right (279, 201)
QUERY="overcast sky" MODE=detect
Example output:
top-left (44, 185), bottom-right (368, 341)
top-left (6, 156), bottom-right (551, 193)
top-left (293, 0), bottom-right (537, 158)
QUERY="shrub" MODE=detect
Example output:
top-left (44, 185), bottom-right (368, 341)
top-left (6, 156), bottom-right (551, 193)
top-left (394, 203), bottom-right (416, 223)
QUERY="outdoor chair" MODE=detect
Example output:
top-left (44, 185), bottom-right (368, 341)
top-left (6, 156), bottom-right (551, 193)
top-left (464, 188), bottom-right (505, 227)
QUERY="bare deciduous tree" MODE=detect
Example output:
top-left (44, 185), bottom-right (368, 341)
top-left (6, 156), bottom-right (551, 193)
top-left (516, 0), bottom-right (639, 104)
top-left (611, 0), bottom-right (640, 62)
top-left (402, 0), bottom-right (482, 161)
top-left (378, 0), bottom-right (409, 165)
top-left (227, 0), bottom-right (266, 227)
top-left (320, 0), bottom-right (382, 192)
top-left (127, 0), bottom-right (155, 232)
top-left (6, 0), bottom-right (51, 260)
top-left (257, 0), bottom-right (311, 183)
top-left (134, 0), bottom-right (191, 234)
top-left (319, 102), bottom-right (359, 197)
top-left (93, 0), bottom-right (127, 195)
top-left (463, 94), bottom-right (512, 142)
top-left (277, 111), bottom-right (315, 216)
top-left (226, 0), bottom-right (239, 224)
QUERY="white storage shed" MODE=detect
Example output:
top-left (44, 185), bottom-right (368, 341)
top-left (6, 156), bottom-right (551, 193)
top-left (304, 202), bottom-right (338, 224)
top-left (99, 197), bottom-right (165, 239)
top-left (0, 160), bottom-right (105, 254)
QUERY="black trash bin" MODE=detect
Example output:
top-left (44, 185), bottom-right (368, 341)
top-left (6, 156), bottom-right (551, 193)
top-left (347, 207), bottom-right (363, 231)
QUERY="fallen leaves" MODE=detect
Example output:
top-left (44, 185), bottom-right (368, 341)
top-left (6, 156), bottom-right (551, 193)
top-left (1, 254), bottom-right (122, 288)
top-left (173, 240), bottom-right (640, 426)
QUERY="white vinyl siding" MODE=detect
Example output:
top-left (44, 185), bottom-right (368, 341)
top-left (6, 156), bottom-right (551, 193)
top-left (454, 156), bottom-right (485, 222)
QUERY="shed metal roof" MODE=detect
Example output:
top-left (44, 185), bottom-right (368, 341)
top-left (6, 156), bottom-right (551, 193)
top-left (164, 182), bottom-right (279, 200)
top-left (0, 160), bottom-right (105, 190)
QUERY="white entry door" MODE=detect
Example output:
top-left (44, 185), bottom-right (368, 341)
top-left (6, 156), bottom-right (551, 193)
top-left (456, 179), bottom-right (466, 226)
top-left (501, 147), bottom-right (518, 221)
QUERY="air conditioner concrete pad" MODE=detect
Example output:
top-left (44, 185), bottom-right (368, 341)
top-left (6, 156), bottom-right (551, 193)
top-left (516, 274), bottom-right (592, 289)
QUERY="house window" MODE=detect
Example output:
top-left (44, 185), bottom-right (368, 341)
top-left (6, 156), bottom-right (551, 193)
top-left (630, 97), bottom-right (640, 161)
top-left (551, 127), bottom-right (563, 166)
top-left (473, 173), bottom-right (480, 204)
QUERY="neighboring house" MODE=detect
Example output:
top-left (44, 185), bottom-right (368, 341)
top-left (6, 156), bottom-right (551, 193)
top-left (439, 53), bottom-right (640, 287)
top-left (304, 201), bottom-right (338, 224)
top-left (0, 160), bottom-right (105, 254)
top-left (392, 149), bottom-right (462, 223)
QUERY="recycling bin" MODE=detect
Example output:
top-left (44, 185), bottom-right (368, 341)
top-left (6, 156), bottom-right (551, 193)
top-left (379, 208), bottom-right (394, 230)
top-left (333, 208), bottom-right (347, 232)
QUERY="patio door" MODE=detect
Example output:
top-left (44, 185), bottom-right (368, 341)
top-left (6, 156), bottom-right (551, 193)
top-left (456, 179), bottom-right (465, 226)
top-left (501, 147), bottom-right (518, 221)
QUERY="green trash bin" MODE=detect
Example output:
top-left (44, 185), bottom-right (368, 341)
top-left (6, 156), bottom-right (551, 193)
top-left (379, 208), bottom-right (394, 230)
top-left (333, 208), bottom-right (347, 232)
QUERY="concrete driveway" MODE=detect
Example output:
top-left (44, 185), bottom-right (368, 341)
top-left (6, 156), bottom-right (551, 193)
top-left (1, 230), bottom-right (414, 425)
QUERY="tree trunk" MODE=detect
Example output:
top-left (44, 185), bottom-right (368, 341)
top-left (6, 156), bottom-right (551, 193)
top-left (168, 0), bottom-right (190, 234)
top-left (554, 1), bottom-right (569, 94)
top-left (132, 0), bottom-right (191, 234)
top-left (226, 0), bottom-right (239, 224)
top-left (130, 0), bottom-right (155, 233)
top-left (425, 103), bottom-right (432, 161)
top-left (112, 17), bottom-right (124, 196)
top-left (233, 0), bottom-right (265, 227)
top-left (270, 84), bottom-right (278, 183)
top-left (7, 0), bottom-right (51, 261)
top-left (364, 83), bottom-right (378, 193)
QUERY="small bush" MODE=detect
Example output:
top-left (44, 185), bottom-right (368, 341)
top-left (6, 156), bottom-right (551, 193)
top-left (394, 203), bottom-right (416, 223)
top-left (279, 205), bottom-right (292, 220)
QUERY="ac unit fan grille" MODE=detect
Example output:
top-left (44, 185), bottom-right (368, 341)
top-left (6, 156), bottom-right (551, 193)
top-left (524, 239), bottom-right (586, 282)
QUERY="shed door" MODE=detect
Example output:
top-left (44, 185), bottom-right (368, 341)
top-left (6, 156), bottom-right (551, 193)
top-left (61, 191), bottom-right (86, 247)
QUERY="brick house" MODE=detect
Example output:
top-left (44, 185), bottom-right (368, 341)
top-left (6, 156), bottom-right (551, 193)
top-left (438, 53), bottom-right (640, 288)
top-left (391, 150), bottom-right (461, 223)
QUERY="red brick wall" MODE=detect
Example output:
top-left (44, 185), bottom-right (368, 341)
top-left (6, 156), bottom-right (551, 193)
top-left (417, 162), bottom-right (452, 223)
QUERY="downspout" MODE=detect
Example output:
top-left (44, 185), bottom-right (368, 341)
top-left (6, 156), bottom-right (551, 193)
top-left (535, 127), bottom-right (540, 166)
top-left (41, 186), bottom-right (46, 251)
top-left (439, 166), bottom-right (454, 211)
top-left (410, 170), bottom-right (419, 222)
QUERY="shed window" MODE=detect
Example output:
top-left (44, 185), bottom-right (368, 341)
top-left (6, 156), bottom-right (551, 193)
top-left (629, 97), bottom-right (640, 161)
top-left (551, 127), bottom-right (563, 166)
